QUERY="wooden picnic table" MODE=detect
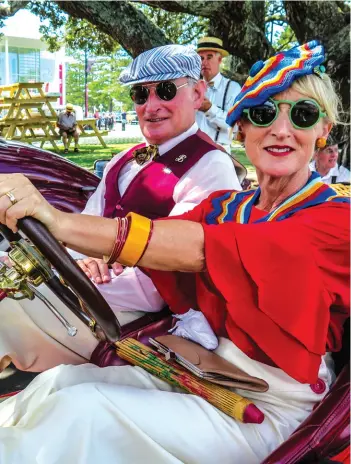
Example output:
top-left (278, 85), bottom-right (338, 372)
top-left (0, 83), bottom-right (107, 151)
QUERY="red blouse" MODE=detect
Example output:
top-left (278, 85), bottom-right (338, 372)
top-left (145, 192), bottom-right (350, 384)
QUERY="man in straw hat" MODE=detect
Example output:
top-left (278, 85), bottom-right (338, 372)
top-left (196, 37), bottom-right (241, 153)
top-left (57, 103), bottom-right (80, 153)
top-left (0, 44), bottom-right (245, 373)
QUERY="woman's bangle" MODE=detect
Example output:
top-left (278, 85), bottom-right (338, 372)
top-left (103, 217), bottom-right (128, 265)
top-left (118, 212), bottom-right (152, 267)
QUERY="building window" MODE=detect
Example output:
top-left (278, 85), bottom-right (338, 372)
top-left (8, 47), bottom-right (40, 83)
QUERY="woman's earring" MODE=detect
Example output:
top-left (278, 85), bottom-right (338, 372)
top-left (316, 137), bottom-right (327, 149)
top-left (236, 131), bottom-right (244, 143)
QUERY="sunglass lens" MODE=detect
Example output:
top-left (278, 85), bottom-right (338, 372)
top-left (249, 100), bottom-right (276, 126)
top-left (291, 100), bottom-right (320, 128)
top-left (156, 82), bottom-right (177, 101)
top-left (130, 86), bottom-right (149, 105)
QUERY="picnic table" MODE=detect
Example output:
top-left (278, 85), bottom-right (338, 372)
top-left (0, 83), bottom-right (107, 151)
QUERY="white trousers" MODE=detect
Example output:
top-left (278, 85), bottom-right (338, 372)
top-left (0, 338), bottom-right (333, 464)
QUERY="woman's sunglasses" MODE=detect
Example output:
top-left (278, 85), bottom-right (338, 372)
top-left (130, 81), bottom-right (188, 105)
top-left (243, 98), bottom-right (327, 130)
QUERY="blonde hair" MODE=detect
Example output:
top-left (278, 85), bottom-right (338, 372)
top-left (291, 74), bottom-right (343, 124)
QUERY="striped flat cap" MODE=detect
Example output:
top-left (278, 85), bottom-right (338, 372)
top-left (226, 40), bottom-right (325, 127)
top-left (119, 44), bottom-right (201, 85)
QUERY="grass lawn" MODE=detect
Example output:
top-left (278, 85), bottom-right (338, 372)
top-left (43, 141), bottom-right (256, 179)
top-left (231, 144), bottom-right (256, 179)
top-left (45, 143), bottom-right (135, 171)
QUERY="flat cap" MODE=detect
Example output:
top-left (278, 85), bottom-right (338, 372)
top-left (120, 44), bottom-right (201, 86)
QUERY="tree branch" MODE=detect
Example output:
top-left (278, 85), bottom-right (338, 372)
top-left (276, 31), bottom-right (295, 52)
top-left (55, 0), bottom-right (169, 56)
top-left (284, 0), bottom-right (345, 43)
top-left (265, 15), bottom-right (287, 23)
top-left (0, 1), bottom-right (29, 19)
top-left (137, 0), bottom-right (225, 17)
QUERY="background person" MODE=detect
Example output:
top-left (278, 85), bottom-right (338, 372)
top-left (0, 41), bottom-right (348, 464)
top-left (310, 136), bottom-right (350, 184)
top-left (196, 37), bottom-right (241, 153)
top-left (0, 44), bottom-right (243, 373)
top-left (56, 103), bottom-right (79, 154)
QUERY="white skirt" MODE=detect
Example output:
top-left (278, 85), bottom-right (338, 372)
top-left (0, 338), bottom-right (333, 464)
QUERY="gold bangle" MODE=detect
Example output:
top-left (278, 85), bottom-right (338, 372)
top-left (118, 212), bottom-right (151, 267)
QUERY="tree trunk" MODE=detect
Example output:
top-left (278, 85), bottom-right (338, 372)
top-left (285, 0), bottom-right (350, 166)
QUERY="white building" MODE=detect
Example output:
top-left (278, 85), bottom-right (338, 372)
top-left (0, 10), bottom-right (66, 107)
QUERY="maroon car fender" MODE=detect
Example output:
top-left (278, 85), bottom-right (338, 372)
top-left (0, 139), bottom-right (99, 212)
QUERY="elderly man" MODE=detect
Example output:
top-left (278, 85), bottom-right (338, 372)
top-left (57, 103), bottom-right (79, 153)
top-left (0, 44), bottom-right (244, 373)
top-left (310, 137), bottom-right (350, 184)
top-left (195, 37), bottom-right (241, 153)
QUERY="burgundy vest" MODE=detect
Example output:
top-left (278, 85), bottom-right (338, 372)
top-left (103, 130), bottom-right (225, 219)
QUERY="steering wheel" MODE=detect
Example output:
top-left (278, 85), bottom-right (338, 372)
top-left (0, 217), bottom-right (121, 342)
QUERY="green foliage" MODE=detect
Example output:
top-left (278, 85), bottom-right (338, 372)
top-left (66, 49), bottom-right (133, 113)
top-left (28, 0), bottom-right (208, 53)
top-left (274, 25), bottom-right (297, 51)
top-left (29, 1), bottom-right (118, 55)
top-left (264, 0), bottom-right (297, 51)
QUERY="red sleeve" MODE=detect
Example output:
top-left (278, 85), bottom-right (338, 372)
top-left (146, 191), bottom-right (234, 313)
top-left (202, 202), bottom-right (350, 382)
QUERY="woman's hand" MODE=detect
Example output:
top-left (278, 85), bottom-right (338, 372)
top-left (0, 174), bottom-right (61, 234)
top-left (76, 257), bottom-right (124, 284)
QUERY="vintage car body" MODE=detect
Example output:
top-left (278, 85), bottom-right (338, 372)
top-left (0, 138), bottom-right (99, 213)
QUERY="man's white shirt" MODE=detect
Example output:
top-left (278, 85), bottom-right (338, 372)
top-left (309, 160), bottom-right (351, 184)
top-left (72, 122), bottom-right (241, 315)
top-left (196, 73), bottom-right (241, 151)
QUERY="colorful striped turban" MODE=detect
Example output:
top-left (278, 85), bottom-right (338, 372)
top-left (226, 40), bottom-right (325, 127)
top-left (119, 44), bottom-right (201, 85)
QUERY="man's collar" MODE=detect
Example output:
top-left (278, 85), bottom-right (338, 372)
top-left (145, 122), bottom-right (198, 156)
top-left (207, 73), bottom-right (222, 89)
top-left (310, 160), bottom-right (340, 178)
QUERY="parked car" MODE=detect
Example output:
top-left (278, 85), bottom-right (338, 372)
top-left (0, 138), bottom-right (99, 214)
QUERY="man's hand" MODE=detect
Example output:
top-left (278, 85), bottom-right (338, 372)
top-left (198, 98), bottom-right (212, 112)
top-left (76, 257), bottom-right (124, 284)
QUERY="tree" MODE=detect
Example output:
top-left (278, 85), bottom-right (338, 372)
top-left (66, 48), bottom-right (133, 112)
top-left (1, 0), bottom-right (349, 162)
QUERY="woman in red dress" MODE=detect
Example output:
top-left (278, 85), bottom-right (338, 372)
top-left (0, 41), bottom-right (348, 464)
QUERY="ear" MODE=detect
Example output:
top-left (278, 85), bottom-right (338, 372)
top-left (193, 80), bottom-right (207, 109)
top-left (320, 121), bottom-right (333, 140)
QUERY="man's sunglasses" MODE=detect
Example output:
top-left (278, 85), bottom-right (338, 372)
top-left (130, 81), bottom-right (188, 105)
top-left (243, 98), bottom-right (327, 130)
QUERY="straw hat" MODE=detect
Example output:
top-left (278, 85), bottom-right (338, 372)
top-left (66, 103), bottom-right (74, 111)
top-left (196, 37), bottom-right (229, 57)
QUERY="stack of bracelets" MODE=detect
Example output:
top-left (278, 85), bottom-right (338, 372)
top-left (103, 212), bottom-right (153, 267)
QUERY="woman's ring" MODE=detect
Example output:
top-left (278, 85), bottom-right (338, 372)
top-left (5, 191), bottom-right (17, 206)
